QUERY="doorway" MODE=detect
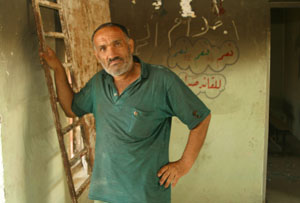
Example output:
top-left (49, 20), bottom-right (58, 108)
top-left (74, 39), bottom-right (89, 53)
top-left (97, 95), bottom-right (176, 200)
top-left (267, 3), bottom-right (300, 203)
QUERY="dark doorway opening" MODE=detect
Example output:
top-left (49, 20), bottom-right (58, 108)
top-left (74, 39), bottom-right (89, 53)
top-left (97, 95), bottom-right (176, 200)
top-left (267, 5), bottom-right (300, 203)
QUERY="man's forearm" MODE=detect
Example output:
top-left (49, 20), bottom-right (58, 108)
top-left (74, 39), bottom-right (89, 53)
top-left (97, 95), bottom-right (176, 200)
top-left (54, 65), bottom-right (76, 117)
top-left (180, 113), bottom-right (211, 170)
top-left (157, 113), bottom-right (211, 188)
top-left (40, 47), bottom-right (76, 117)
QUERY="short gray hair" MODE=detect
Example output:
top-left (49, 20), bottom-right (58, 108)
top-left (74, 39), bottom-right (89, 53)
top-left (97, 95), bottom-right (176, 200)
top-left (91, 22), bottom-right (130, 43)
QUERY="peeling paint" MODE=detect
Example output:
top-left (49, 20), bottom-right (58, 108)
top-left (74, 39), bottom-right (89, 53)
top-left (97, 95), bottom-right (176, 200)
top-left (61, 0), bottom-right (110, 88)
top-left (61, 0), bottom-right (111, 167)
top-left (180, 0), bottom-right (196, 18)
top-left (152, 0), bottom-right (162, 10)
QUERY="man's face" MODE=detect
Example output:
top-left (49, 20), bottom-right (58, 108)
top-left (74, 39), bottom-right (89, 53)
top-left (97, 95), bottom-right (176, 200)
top-left (93, 27), bottom-right (134, 77)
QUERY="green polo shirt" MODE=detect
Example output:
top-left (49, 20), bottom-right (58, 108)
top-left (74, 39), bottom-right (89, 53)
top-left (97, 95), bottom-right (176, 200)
top-left (71, 57), bottom-right (210, 203)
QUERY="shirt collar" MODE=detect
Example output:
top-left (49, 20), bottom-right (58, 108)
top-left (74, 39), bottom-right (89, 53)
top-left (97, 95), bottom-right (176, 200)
top-left (133, 55), bottom-right (149, 79)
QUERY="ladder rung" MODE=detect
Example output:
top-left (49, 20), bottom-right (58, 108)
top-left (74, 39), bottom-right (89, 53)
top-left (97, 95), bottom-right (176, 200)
top-left (70, 148), bottom-right (88, 166)
top-left (63, 63), bottom-right (72, 68)
top-left (39, 0), bottom-right (61, 10)
top-left (61, 119), bottom-right (81, 135)
top-left (71, 158), bottom-right (82, 171)
top-left (76, 176), bottom-right (90, 198)
top-left (44, 31), bottom-right (65, 39)
top-left (32, 1), bottom-right (91, 201)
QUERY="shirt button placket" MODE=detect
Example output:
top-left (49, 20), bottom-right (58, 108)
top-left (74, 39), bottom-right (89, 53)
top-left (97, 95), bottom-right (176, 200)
top-left (113, 92), bottom-right (118, 102)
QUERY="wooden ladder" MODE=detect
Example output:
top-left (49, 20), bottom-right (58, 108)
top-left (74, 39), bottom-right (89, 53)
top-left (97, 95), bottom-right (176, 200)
top-left (31, 0), bottom-right (92, 202)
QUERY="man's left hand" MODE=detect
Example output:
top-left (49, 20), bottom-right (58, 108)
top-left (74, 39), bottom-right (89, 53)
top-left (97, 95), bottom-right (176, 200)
top-left (157, 160), bottom-right (190, 188)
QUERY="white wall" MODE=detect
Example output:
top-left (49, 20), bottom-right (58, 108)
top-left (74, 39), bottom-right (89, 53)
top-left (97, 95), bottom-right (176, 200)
top-left (0, 0), bottom-right (93, 202)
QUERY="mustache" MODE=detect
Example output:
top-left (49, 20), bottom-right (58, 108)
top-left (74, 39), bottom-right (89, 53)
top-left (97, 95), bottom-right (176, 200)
top-left (108, 57), bottom-right (123, 65)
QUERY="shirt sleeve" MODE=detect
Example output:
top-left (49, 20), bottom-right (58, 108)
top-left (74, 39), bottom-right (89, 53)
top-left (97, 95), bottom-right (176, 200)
top-left (165, 72), bottom-right (211, 130)
top-left (71, 79), bottom-right (94, 117)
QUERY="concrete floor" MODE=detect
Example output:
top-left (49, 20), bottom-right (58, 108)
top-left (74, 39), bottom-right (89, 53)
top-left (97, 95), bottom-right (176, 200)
top-left (266, 132), bottom-right (300, 203)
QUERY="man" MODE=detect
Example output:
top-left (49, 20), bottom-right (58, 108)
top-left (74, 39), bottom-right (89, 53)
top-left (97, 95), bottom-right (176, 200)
top-left (41, 22), bottom-right (211, 203)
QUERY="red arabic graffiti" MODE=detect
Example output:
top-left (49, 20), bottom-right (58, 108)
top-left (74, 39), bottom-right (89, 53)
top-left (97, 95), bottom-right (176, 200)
top-left (188, 76), bottom-right (222, 89)
top-left (167, 38), bottom-right (239, 74)
top-left (188, 81), bottom-right (199, 86)
top-left (217, 50), bottom-right (234, 61)
top-left (179, 72), bottom-right (226, 99)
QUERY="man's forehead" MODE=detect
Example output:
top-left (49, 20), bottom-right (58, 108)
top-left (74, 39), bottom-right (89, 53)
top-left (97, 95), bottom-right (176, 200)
top-left (94, 27), bottom-right (126, 40)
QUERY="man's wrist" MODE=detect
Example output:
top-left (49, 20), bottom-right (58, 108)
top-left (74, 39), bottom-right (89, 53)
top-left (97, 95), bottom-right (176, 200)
top-left (178, 158), bottom-right (193, 173)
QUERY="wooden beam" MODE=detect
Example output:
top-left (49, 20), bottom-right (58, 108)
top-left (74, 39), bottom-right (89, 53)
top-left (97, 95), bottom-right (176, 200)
top-left (70, 148), bottom-right (88, 166)
top-left (76, 177), bottom-right (90, 198)
top-left (62, 119), bottom-right (82, 135)
top-left (39, 0), bottom-right (61, 10)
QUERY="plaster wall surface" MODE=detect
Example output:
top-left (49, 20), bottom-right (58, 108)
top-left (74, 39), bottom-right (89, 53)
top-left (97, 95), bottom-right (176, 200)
top-left (110, 0), bottom-right (270, 202)
top-left (0, 0), bottom-right (95, 202)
